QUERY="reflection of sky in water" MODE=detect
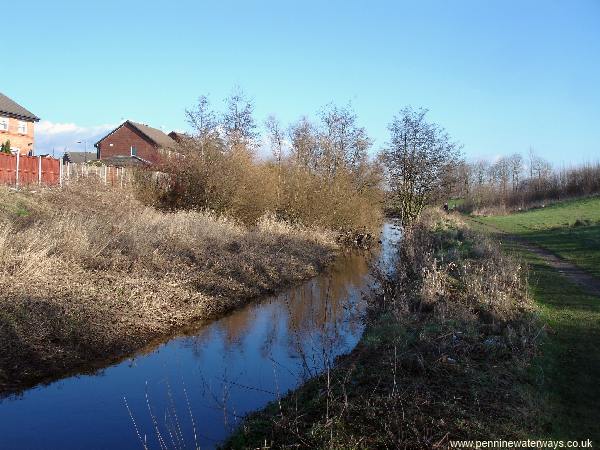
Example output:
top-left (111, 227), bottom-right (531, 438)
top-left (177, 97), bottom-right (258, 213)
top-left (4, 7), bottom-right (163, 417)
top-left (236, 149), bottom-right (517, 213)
top-left (0, 223), bottom-right (401, 450)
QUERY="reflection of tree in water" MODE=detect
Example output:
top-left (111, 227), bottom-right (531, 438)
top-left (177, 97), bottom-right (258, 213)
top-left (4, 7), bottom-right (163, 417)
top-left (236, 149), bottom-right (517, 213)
top-left (183, 250), bottom-right (373, 363)
top-left (283, 251), bottom-right (372, 376)
top-left (287, 252), bottom-right (370, 334)
top-left (123, 225), bottom-right (401, 447)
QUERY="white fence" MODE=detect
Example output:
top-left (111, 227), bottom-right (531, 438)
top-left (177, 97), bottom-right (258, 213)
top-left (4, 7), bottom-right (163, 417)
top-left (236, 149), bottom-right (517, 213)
top-left (63, 163), bottom-right (134, 187)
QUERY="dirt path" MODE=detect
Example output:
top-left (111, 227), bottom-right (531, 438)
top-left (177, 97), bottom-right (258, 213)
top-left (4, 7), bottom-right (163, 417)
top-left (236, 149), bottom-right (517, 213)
top-left (469, 217), bottom-right (600, 297)
top-left (509, 237), bottom-right (600, 297)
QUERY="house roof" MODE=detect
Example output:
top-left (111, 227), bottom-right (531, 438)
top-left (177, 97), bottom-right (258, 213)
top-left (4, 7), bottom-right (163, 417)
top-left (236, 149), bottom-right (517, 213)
top-left (128, 121), bottom-right (177, 149)
top-left (95, 120), bottom-right (178, 150)
top-left (0, 92), bottom-right (40, 122)
top-left (63, 151), bottom-right (97, 164)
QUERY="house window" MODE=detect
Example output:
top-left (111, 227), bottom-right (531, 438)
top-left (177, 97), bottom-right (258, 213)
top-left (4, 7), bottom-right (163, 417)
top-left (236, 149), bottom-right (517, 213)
top-left (0, 117), bottom-right (8, 132)
top-left (130, 145), bottom-right (137, 157)
top-left (17, 121), bottom-right (27, 134)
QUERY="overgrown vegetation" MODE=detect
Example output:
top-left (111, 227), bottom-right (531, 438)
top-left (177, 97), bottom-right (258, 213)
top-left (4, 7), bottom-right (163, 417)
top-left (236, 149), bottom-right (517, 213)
top-left (0, 181), bottom-right (338, 396)
top-left (136, 92), bottom-right (383, 234)
top-left (226, 210), bottom-right (541, 448)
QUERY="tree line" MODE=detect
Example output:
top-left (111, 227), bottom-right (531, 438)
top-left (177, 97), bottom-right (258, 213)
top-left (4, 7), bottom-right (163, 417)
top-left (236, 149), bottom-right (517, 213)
top-left (142, 87), bottom-right (577, 229)
top-left (453, 149), bottom-right (600, 212)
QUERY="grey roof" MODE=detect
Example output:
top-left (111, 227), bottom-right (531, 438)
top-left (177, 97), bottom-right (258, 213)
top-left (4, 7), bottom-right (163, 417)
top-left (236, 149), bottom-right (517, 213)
top-left (64, 152), bottom-right (97, 164)
top-left (0, 92), bottom-right (40, 121)
top-left (128, 121), bottom-right (177, 149)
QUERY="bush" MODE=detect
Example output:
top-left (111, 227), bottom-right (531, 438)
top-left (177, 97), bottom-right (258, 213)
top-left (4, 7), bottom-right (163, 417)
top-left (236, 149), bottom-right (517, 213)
top-left (134, 139), bottom-right (383, 234)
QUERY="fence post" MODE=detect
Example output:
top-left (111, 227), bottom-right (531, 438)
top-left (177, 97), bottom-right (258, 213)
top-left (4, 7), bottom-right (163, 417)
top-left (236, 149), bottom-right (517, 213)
top-left (38, 156), bottom-right (42, 185)
top-left (60, 160), bottom-right (63, 187)
top-left (15, 152), bottom-right (20, 188)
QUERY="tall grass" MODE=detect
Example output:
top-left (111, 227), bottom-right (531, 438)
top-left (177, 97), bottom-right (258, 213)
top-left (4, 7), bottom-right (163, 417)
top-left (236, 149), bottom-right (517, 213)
top-left (0, 180), bottom-right (338, 395)
top-left (228, 210), bottom-right (543, 448)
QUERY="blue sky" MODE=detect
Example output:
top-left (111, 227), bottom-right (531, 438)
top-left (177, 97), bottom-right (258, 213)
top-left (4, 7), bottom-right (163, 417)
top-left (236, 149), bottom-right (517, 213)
top-left (2, 0), bottom-right (599, 164)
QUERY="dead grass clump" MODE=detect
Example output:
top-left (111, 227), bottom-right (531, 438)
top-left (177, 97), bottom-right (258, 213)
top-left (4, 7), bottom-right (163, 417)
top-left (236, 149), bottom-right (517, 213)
top-left (0, 180), bottom-right (338, 396)
top-left (229, 209), bottom-right (542, 449)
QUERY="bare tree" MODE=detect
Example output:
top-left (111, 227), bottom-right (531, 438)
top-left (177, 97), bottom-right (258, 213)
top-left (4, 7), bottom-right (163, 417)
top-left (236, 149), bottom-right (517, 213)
top-left (319, 103), bottom-right (371, 177)
top-left (289, 117), bottom-right (320, 170)
top-left (265, 115), bottom-right (285, 164)
top-left (491, 157), bottom-right (510, 198)
top-left (508, 153), bottom-right (524, 191)
top-left (382, 107), bottom-right (461, 224)
top-left (185, 95), bottom-right (220, 154)
top-left (265, 115), bottom-right (286, 204)
top-left (223, 87), bottom-right (258, 150)
top-left (472, 159), bottom-right (490, 186)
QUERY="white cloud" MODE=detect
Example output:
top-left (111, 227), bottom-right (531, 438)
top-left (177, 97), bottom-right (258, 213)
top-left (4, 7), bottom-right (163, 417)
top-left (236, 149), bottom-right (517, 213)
top-left (35, 120), bottom-right (117, 155)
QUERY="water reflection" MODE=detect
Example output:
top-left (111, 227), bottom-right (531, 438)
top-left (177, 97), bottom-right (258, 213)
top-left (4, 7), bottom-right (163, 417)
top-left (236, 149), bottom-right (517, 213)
top-left (0, 222), bottom-right (401, 450)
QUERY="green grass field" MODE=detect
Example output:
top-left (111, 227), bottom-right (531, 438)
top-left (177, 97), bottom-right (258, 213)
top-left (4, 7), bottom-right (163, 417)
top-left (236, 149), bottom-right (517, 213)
top-left (476, 196), bottom-right (600, 277)
top-left (466, 196), bottom-right (600, 441)
top-left (501, 240), bottom-right (600, 442)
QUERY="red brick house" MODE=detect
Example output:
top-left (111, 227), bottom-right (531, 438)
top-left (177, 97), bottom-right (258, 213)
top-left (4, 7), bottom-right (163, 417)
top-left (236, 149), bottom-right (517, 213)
top-left (94, 120), bottom-right (178, 166)
top-left (0, 92), bottom-right (40, 156)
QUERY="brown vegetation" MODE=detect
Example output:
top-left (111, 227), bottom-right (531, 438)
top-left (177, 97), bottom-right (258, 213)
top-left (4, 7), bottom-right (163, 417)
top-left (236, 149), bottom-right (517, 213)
top-left (0, 181), bottom-right (338, 396)
top-left (137, 95), bottom-right (383, 234)
top-left (228, 210), bottom-right (542, 448)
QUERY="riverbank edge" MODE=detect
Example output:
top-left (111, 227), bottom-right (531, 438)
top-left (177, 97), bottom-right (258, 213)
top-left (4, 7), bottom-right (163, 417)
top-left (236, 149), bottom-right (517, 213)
top-left (224, 210), bottom-right (544, 449)
top-left (0, 244), bottom-right (344, 400)
top-left (2, 183), bottom-right (378, 399)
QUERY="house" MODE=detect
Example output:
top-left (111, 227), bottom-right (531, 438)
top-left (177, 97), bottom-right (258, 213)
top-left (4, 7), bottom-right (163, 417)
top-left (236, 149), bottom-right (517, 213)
top-left (63, 151), bottom-right (98, 164)
top-left (0, 92), bottom-right (40, 156)
top-left (94, 120), bottom-right (178, 166)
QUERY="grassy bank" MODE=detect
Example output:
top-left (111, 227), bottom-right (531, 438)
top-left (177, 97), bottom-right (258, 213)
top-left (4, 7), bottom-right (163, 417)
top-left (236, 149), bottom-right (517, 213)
top-left (0, 181), bottom-right (338, 397)
top-left (465, 197), bottom-right (600, 442)
top-left (226, 210), bottom-right (542, 448)
top-left (499, 240), bottom-right (600, 442)
top-left (475, 196), bottom-right (600, 277)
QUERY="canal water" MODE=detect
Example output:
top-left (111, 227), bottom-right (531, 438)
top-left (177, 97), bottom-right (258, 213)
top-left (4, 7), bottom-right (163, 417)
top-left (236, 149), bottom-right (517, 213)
top-left (0, 222), bottom-right (401, 449)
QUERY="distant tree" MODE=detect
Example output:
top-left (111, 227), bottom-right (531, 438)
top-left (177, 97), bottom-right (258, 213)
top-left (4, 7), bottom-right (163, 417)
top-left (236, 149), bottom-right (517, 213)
top-left (472, 159), bottom-right (490, 186)
top-left (265, 115), bottom-right (286, 204)
top-left (491, 157), bottom-right (510, 198)
top-left (223, 87), bottom-right (258, 149)
top-left (265, 115), bottom-right (285, 164)
top-left (508, 153), bottom-right (524, 191)
top-left (185, 95), bottom-right (220, 153)
top-left (289, 117), bottom-right (320, 171)
top-left (319, 103), bottom-right (370, 177)
top-left (450, 160), bottom-right (472, 198)
top-left (382, 107), bottom-right (461, 224)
